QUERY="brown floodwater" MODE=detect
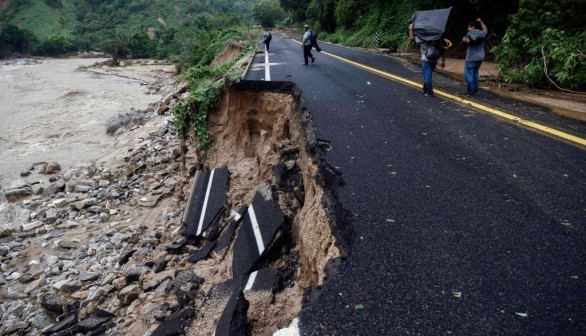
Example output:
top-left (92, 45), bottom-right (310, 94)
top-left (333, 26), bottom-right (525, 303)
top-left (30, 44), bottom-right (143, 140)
top-left (0, 58), bottom-right (168, 187)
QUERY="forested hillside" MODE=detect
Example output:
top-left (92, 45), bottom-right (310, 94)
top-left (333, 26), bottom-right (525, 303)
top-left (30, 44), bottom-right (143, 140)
top-left (0, 0), bottom-right (260, 59)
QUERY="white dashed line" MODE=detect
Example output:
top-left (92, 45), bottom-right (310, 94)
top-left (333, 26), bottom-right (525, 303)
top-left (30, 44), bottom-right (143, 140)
top-left (197, 169), bottom-right (215, 236)
top-left (264, 48), bottom-right (271, 81)
top-left (244, 271), bottom-right (258, 291)
top-left (248, 205), bottom-right (265, 255)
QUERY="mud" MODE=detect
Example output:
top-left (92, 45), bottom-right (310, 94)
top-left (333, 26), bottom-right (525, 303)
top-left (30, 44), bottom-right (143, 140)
top-left (181, 80), bottom-right (351, 335)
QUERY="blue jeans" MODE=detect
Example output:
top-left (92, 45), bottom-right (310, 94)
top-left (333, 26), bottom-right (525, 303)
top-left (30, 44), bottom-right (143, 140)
top-left (465, 61), bottom-right (483, 94)
top-left (422, 60), bottom-right (437, 95)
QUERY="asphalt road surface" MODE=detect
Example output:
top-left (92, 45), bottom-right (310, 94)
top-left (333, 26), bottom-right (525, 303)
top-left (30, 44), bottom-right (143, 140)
top-left (246, 33), bottom-right (586, 335)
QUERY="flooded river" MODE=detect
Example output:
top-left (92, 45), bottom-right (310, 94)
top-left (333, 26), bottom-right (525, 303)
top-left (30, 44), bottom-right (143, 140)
top-left (0, 58), bottom-right (170, 187)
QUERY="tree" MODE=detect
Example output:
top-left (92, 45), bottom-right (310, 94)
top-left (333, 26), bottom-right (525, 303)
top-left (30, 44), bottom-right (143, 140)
top-left (129, 31), bottom-right (157, 58)
top-left (279, 0), bottom-right (310, 23)
top-left (253, 0), bottom-right (286, 27)
top-left (0, 25), bottom-right (38, 56)
top-left (335, 0), bottom-right (365, 29)
top-left (306, 0), bottom-right (336, 32)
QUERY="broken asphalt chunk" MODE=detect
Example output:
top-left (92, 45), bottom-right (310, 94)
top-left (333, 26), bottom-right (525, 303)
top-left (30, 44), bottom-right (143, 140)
top-left (243, 267), bottom-right (277, 293)
top-left (187, 240), bottom-right (217, 263)
top-left (214, 287), bottom-right (250, 336)
top-left (232, 191), bottom-right (284, 278)
top-left (212, 206), bottom-right (247, 259)
top-left (183, 167), bottom-right (229, 238)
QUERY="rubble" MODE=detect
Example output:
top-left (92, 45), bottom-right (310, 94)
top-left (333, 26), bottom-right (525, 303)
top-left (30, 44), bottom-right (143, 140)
top-left (0, 71), bottom-right (351, 335)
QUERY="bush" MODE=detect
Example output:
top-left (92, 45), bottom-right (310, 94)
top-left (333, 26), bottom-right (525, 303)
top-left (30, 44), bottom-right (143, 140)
top-left (493, 1), bottom-right (586, 90)
top-left (35, 34), bottom-right (74, 56)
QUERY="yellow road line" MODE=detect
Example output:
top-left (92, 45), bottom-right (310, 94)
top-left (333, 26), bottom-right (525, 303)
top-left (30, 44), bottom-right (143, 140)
top-left (293, 37), bottom-right (586, 148)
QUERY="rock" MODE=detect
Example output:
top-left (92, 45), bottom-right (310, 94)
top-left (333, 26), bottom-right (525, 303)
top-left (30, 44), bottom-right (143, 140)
top-left (6, 271), bottom-right (22, 281)
top-left (141, 269), bottom-right (173, 292)
top-left (0, 245), bottom-right (9, 256)
top-left (3, 179), bottom-right (33, 200)
top-left (58, 240), bottom-right (80, 249)
top-left (41, 313), bottom-right (77, 336)
top-left (62, 165), bottom-right (97, 181)
top-left (4, 320), bottom-right (28, 334)
top-left (29, 309), bottom-right (56, 330)
top-left (105, 113), bottom-right (131, 135)
top-left (75, 185), bottom-right (92, 193)
top-left (45, 208), bottom-right (58, 223)
top-left (39, 162), bottom-right (62, 174)
top-left (40, 293), bottom-right (80, 315)
top-left (72, 198), bottom-right (96, 210)
top-left (0, 221), bottom-right (20, 237)
top-left (118, 249), bottom-right (137, 265)
top-left (42, 182), bottom-right (62, 197)
top-left (124, 267), bottom-right (145, 284)
top-left (173, 270), bottom-right (203, 306)
top-left (53, 279), bottom-right (82, 293)
top-left (77, 316), bottom-right (112, 333)
top-left (80, 272), bottom-right (100, 282)
top-left (0, 203), bottom-right (31, 237)
top-left (118, 284), bottom-right (142, 306)
top-left (52, 199), bottom-right (68, 207)
top-left (99, 180), bottom-right (111, 188)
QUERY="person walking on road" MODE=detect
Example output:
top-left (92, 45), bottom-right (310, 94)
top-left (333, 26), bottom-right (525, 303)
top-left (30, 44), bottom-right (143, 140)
top-left (262, 29), bottom-right (272, 52)
top-left (462, 18), bottom-right (488, 95)
top-left (301, 24), bottom-right (315, 65)
top-left (409, 23), bottom-right (446, 97)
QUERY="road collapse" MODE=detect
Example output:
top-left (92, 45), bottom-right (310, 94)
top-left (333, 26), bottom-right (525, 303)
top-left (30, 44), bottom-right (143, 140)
top-left (0, 73), bottom-right (352, 335)
top-left (170, 80), bottom-right (353, 335)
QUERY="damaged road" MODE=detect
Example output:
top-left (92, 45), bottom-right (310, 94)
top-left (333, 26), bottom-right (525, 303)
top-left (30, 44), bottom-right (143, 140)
top-left (247, 33), bottom-right (586, 335)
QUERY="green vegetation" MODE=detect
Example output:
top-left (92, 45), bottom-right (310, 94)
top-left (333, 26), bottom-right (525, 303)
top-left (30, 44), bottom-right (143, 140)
top-left (492, 0), bottom-right (586, 90)
top-left (172, 27), bottom-right (254, 156)
top-left (252, 0), bottom-right (286, 28)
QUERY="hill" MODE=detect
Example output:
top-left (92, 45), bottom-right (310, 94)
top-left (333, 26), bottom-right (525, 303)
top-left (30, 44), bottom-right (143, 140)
top-left (0, 0), bottom-right (260, 57)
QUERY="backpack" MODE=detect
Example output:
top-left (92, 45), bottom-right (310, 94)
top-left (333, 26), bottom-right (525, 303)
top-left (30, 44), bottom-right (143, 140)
top-left (424, 42), bottom-right (441, 61)
top-left (309, 29), bottom-right (318, 45)
top-left (263, 32), bottom-right (271, 42)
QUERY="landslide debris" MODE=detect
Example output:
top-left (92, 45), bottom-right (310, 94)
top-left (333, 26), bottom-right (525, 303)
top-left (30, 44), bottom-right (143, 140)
top-left (0, 72), bottom-right (352, 335)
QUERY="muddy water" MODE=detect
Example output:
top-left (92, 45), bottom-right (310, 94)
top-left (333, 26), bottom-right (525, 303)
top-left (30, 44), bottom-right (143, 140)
top-left (0, 58), bottom-right (165, 187)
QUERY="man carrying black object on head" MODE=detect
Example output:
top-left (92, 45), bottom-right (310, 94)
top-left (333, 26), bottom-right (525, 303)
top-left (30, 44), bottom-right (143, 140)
top-left (301, 24), bottom-right (316, 65)
top-left (462, 18), bottom-right (487, 95)
top-left (409, 23), bottom-right (446, 97)
top-left (408, 7), bottom-right (452, 97)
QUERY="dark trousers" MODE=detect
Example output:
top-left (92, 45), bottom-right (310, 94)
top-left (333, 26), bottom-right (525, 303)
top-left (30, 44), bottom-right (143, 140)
top-left (264, 40), bottom-right (270, 51)
top-left (422, 60), bottom-right (437, 95)
top-left (303, 45), bottom-right (314, 64)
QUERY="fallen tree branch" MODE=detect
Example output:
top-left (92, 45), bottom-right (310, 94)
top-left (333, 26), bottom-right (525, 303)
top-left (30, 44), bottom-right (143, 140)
top-left (541, 45), bottom-right (583, 94)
